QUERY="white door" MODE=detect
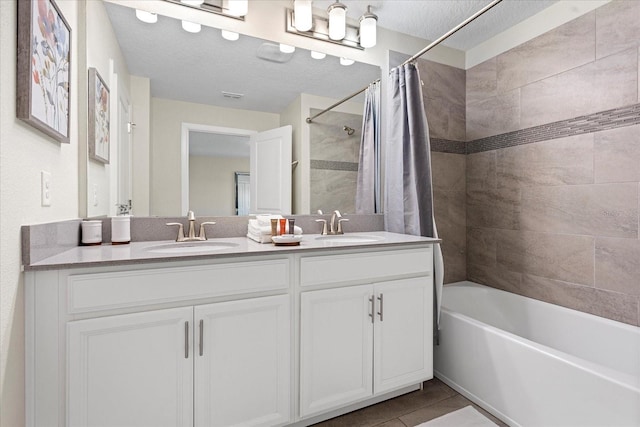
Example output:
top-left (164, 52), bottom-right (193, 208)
top-left (300, 285), bottom-right (374, 417)
top-left (117, 92), bottom-right (132, 213)
top-left (250, 125), bottom-right (292, 215)
top-left (67, 307), bottom-right (194, 427)
top-left (194, 295), bottom-right (290, 427)
top-left (374, 278), bottom-right (433, 394)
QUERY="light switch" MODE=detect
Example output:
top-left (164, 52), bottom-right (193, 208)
top-left (41, 171), bottom-right (52, 206)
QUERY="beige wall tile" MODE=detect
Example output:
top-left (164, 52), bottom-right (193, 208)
top-left (434, 189), bottom-right (466, 284)
top-left (596, 237), bottom-right (640, 296)
top-left (425, 96), bottom-right (450, 140)
top-left (467, 227), bottom-right (496, 267)
top-left (467, 263), bottom-right (522, 294)
top-left (310, 169), bottom-right (356, 214)
top-left (467, 57), bottom-right (497, 104)
top-left (520, 183), bottom-right (638, 238)
top-left (520, 48), bottom-right (638, 129)
top-left (432, 152), bottom-right (466, 192)
top-left (418, 58), bottom-right (466, 108)
top-left (497, 134), bottom-right (594, 189)
top-left (596, 0), bottom-right (640, 59)
top-left (466, 89), bottom-right (520, 140)
top-left (594, 124), bottom-right (640, 183)
top-left (448, 103), bottom-right (466, 141)
top-left (497, 12), bottom-right (595, 93)
top-left (519, 274), bottom-right (638, 325)
top-left (497, 230), bottom-right (595, 285)
top-left (466, 151), bottom-right (496, 191)
top-left (467, 187), bottom-right (520, 230)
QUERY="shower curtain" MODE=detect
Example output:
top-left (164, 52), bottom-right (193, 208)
top-left (385, 63), bottom-right (445, 335)
top-left (356, 81), bottom-right (380, 214)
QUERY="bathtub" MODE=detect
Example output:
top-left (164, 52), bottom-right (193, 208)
top-left (434, 281), bottom-right (640, 427)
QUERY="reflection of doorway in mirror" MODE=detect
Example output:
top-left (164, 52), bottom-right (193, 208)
top-left (235, 172), bottom-right (250, 216)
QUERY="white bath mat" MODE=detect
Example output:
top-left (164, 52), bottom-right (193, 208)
top-left (416, 406), bottom-right (498, 427)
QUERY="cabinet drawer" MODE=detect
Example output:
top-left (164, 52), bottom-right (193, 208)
top-left (300, 247), bottom-right (432, 287)
top-left (67, 259), bottom-right (289, 314)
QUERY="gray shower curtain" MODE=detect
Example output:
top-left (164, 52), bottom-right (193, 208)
top-left (356, 81), bottom-right (380, 214)
top-left (385, 63), bottom-right (444, 328)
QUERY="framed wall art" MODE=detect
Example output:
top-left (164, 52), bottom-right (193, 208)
top-left (88, 67), bottom-right (110, 164)
top-left (17, 0), bottom-right (71, 144)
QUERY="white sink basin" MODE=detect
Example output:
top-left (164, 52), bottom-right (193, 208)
top-left (144, 241), bottom-right (239, 254)
top-left (315, 234), bottom-right (384, 244)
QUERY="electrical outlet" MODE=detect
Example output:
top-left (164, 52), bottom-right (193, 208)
top-left (41, 171), bottom-right (52, 206)
top-left (93, 184), bottom-right (99, 206)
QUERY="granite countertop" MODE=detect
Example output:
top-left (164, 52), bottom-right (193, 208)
top-left (23, 231), bottom-right (441, 271)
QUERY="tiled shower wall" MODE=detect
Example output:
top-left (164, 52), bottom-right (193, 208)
top-left (465, 1), bottom-right (640, 325)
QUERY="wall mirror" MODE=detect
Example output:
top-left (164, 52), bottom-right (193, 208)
top-left (86, 0), bottom-right (381, 218)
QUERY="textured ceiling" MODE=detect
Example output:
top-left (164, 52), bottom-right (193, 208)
top-left (314, 0), bottom-right (558, 51)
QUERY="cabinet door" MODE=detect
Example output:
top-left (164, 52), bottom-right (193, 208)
top-left (300, 285), bottom-right (374, 417)
top-left (194, 295), bottom-right (290, 427)
top-left (374, 277), bottom-right (433, 394)
top-left (68, 307), bottom-right (194, 427)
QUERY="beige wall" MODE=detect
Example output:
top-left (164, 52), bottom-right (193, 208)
top-left (189, 156), bottom-right (249, 216)
top-left (0, 2), bottom-right (81, 426)
top-left (465, 0), bottom-right (640, 326)
top-left (150, 98), bottom-right (280, 216)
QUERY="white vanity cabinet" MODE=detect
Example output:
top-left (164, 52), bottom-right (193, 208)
top-left (298, 248), bottom-right (433, 418)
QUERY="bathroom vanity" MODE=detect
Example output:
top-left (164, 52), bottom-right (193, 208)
top-left (24, 232), bottom-right (437, 427)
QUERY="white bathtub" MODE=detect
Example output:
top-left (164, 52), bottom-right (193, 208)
top-left (434, 281), bottom-right (640, 427)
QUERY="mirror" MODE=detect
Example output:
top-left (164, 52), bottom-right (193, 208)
top-left (86, 0), bottom-right (381, 217)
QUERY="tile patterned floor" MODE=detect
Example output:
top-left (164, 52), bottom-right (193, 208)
top-left (312, 378), bottom-right (508, 427)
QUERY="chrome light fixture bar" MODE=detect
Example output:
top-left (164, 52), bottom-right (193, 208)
top-left (285, 9), bottom-right (363, 50)
top-left (162, 0), bottom-right (245, 21)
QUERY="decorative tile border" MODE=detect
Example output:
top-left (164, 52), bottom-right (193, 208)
top-left (466, 103), bottom-right (640, 154)
top-left (310, 159), bottom-right (359, 172)
top-left (429, 103), bottom-right (640, 154)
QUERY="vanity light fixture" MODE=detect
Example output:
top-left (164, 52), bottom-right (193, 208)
top-left (359, 5), bottom-right (377, 48)
top-left (181, 20), bottom-right (201, 33)
top-left (224, 0), bottom-right (248, 17)
top-left (180, 0), bottom-right (204, 5)
top-left (221, 30), bottom-right (239, 41)
top-left (327, 0), bottom-right (347, 40)
top-left (310, 51), bottom-right (326, 59)
top-left (135, 9), bottom-right (158, 24)
top-left (340, 57), bottom-right (354, 66)
top-left (294, 0), bottom-right (313, 32)
top-left (279, 43), bottom-right (296, 53)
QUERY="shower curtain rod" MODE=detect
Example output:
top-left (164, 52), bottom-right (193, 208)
top-left (306, 79), bottom-right (380, 124)
top-left (305, 0), bottom-right (502, 124)
top-left (397, 0), bottom-right (503, 68)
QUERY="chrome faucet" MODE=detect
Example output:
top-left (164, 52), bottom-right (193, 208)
top-left (166, 211), bottom-right (216, 242)
top-left (316, 210), bottom-right (349, 235)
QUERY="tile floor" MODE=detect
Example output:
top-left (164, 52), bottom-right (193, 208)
top-left (313, 378), bottom-right (508, 427)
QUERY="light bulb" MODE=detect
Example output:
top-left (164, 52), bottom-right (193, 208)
top-left (279, 44), bottom-right (296, 53)
top-left (294, 0), bottom-right (313, 32)
top-left (225, 0), bottom-right (248, 17)
top-left (327, 1), bottom-right (347, 41)
top-left (340, 57), bottom-right (354, 66)
top-left (135, 9), bottom-right (157, 24)
top-left (181, 0), bottom-right (204, 5)
top-left (181, 20), bottom-right (201, 33)
top-left (221, 30), bottom-right (240, 41)
top-left (359, 6), bottom-right (377, 48)
top-left (310, 51), bottom-right (326, 59)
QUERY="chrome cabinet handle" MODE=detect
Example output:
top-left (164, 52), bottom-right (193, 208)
top-left (199, 319), bottom-right (204, 356)
top-left (369, 296), bottom-right (375, 323)
top-left (377, 293), bottom-right (384, 321)
top-left (184, 321), bottom-right (189, 359)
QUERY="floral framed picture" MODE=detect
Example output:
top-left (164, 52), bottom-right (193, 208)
top-left (88, 68), bottom-right (110, 164)
top-left (17, 0), bottom-right (71, 144)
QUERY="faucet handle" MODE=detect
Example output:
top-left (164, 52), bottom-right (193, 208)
top-left (198, 222), bottom-right (216, 240)
top-left (187, 211), bottom-right (196, 221)
top-left (166, 222), bottom-right (185, 242)
top-left (337, 218), bottom-right (349, 234)
top-left (315, 219), bottom-right (328, 235)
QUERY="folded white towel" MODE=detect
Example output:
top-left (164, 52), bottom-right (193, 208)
top-left (248, 220), bottom-right (302, 236)
top-left (255, 214), bottom-right (282, 226)
top-left (246, 232), bottom-right (274, 244)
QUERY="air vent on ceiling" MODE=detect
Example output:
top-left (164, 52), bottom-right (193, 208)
top-left (222, 91), bottom-right (244, 99)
